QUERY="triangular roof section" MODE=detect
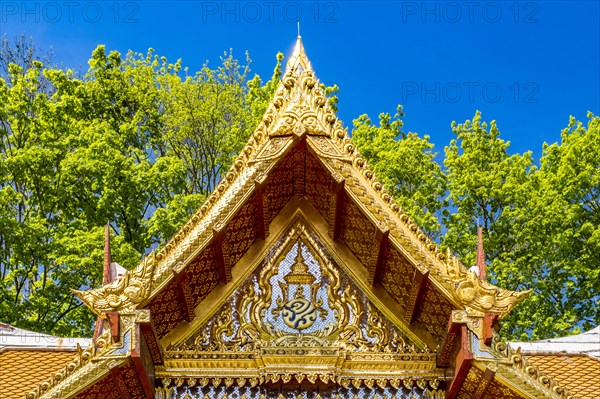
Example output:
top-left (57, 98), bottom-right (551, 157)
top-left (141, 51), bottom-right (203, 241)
top-left (25, 36), bottom-right (575, 399)
top-left (155, 214), bottom-right (444, 397)
top-left (74, 35), bottom-right (527, 339)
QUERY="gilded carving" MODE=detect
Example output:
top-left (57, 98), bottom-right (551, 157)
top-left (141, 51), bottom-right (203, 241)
top-left (254, 136), bottom-right (293, 162)
top-left (379, 245), bottom-right (414, 311)
top-left (304, 150), bottom-right (335, 225)
top-left (332, 154), bottom-right (530, 318)
top-left (157, 220), bottom-right (439, 393)
top-left (49, 35), bottom-right (552, 399)
top-left (25, 329), bottom-right (119, 399)
top-left (158, 384), bottom-right (437, 399)
top-left (149, 280), bottom-right (187, 337)
top-left (135, 309), bottom-right (151, 324)
top-left (171, 222), bottom-right (417, 354)
top-left (416, 282), bottom-right (455, 340)
top-left (73, 252), bottom-right (157, 314)
top-left (72, 30), bottom-right (529, 324)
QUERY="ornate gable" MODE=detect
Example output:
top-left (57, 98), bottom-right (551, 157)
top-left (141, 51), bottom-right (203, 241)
top-left (157, 217), bottom-right (443, 398)
top-left (25, 36), bottom-right (575, 399)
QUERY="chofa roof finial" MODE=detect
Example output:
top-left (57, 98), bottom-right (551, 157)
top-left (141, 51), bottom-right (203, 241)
top-left (286, 31), bottom-right (313, 74)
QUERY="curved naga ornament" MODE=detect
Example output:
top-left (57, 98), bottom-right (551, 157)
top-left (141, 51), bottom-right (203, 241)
top-left (174, 227), bottom-right (418, 354)
top-left (73, 252), bottom-right (157, 314)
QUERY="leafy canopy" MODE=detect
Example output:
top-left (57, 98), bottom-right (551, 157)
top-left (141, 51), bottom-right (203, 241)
top-left (0, 37), bottom-right (282, 336)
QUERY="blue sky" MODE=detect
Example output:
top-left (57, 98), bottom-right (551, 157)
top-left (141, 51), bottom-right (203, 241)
top-left (1, 1), bottom-right (599, 160)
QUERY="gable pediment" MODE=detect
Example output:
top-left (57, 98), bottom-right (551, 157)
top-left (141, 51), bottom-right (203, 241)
top-left (168, 216), bottom-right (428, 352)
top-left (73, 46), bottom-right (527, 345)
top-left (157, 216), bottom-right (444, 397)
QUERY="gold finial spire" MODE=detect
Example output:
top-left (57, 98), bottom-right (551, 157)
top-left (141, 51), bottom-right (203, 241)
top-left (286, 34), bottom-right (312, 74)
top-left (103, 224), bottom-right (112, 286)
top-left (476, 227), bottom-right (486, 280)
top-left (284, 240), bottom-right (315, 285)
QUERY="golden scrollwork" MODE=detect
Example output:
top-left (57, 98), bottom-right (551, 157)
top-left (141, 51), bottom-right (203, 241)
top-left (170, 222), bottom-right (419, 355)
top-left (157, 220), bottom-right (441, 394)
top-left (444, 251), bottom-right (531, 315)
top-left (134, 308), bottom-right (152, 324)
top-left (72, 251), bottom-right (158, 314)
top-left (25, 329), bottom-right (114, 399)
top-left (72, 32), bottom-right (528, 325)
top-left (157, 376), bottom-right (446, 398)
top-left (26, 32), bottom-right (562, 399)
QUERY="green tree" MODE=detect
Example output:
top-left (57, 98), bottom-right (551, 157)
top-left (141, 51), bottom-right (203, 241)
top-left (501, 113), bottom-right (600, 339)
top-left (0, 40), bottom-right (281, 336)
top-left (443, 111), bottom-right (533, 260)
top-left (442, 112), bottom-right (535, 338)
top-left (2, 37), bottom-right (597, 342)
top-left (352, 106), bottom-right (447, 237)
top-left (443, 111), bottom-right (600, 339)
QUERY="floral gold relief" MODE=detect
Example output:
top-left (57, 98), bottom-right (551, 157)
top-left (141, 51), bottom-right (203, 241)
top-left (160, 220), bottom-right (441, 394)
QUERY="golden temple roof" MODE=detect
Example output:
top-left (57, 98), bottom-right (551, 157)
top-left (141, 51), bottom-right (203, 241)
top-left (0, 323), bottom-right (92, 399)
top-left (21, 36), bottom-right (579, 399)
top-left (0, 349), bottom-right (79, 399)
top-left (72, 34), bottom-right (529, 322)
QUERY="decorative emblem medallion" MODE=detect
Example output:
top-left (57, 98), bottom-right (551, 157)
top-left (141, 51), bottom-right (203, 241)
top-left (282, 297), bottom-right (317, 330)
top-left (269, 239), bottom-right (332, 333)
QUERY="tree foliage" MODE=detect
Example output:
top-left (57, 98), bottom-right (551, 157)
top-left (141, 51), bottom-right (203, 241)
top-left (352, 106), bottom-right (446, 237)
top-left (353, 108), bottom-right (599, 339)
top-left (501, 114), bottom-right (600, 339)
top-left (1, 36), bottom-right (598, 341)
top-left (0, 37), bottom-right (282, 336)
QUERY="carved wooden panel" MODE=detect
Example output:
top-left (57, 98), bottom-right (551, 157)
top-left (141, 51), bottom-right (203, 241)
top-left (186, 245), bottom-right (221, 307)
top-left (172, 233), bottom-right (420, 354)
top-left (263, 151), bottom-right (295, 224)
top-left (342, 172), bottom-right (394, 227)
top-left (141, 326), bottom-right (162, 366)
top-left (339, 199), bottom-right (377, 269)
top-left (75, 361), bottom-right (146, 399)
top-left (292, 140), bottom-right (306, 196)
top-left (163, 384), bottom-right (429, 399)
top-left (223, 193), bottom-right (260, 268)
top-left (415, 283), bottom-right (454, 341)
top-left (456, 367), bottom-right (483, 399)
top-left (149, 282), bottom-right (185, 338)
top-left (305, 149), bottom-right (334, 224)
top-left (163, 220), bottom-right (439, 395)
top-left (482, 380), bottom-right (524, 399)
top-left (379, 246), bottom-right (413, 311)
top-left (75, 376), bottom-right (121, 399)
top-left (119, 360), bottom-right (148, 398)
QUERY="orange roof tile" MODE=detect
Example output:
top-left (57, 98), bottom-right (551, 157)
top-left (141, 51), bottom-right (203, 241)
top-left (526, 354), bottom-right (600, 399)
top-left (0, 349), bottom-right (77, 399)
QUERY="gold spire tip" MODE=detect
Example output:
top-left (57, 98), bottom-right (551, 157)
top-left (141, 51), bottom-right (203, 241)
top-left (286, 33), bottom-right (312, 73)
